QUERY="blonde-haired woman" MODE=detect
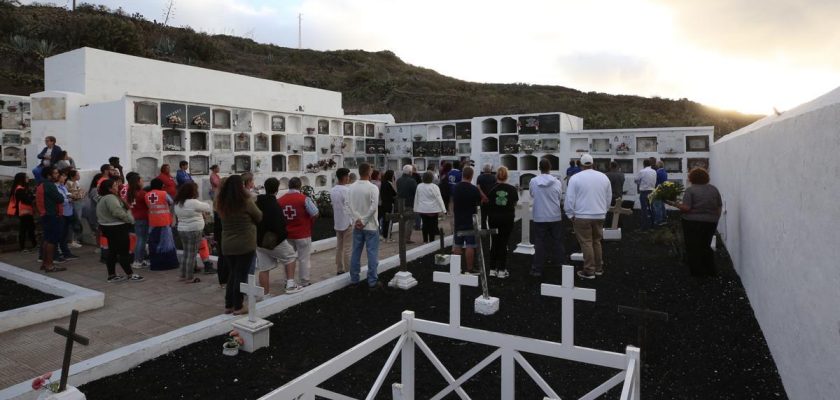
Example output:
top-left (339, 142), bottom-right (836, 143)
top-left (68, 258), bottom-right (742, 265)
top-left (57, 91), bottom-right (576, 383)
top-left (486, 166), bottom-right (518, 278)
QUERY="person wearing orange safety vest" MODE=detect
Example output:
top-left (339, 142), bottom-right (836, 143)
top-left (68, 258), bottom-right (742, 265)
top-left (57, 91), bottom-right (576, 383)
top-left (144, 178), bottom-right (178, 270)
top-left (277, 177), bottom-right (319, 290)
top-left (7, 172), bottom-right (37, 252)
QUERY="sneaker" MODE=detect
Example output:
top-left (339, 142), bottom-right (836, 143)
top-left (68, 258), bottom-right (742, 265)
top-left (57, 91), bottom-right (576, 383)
top-left (299, 280), bottom-right (312, 287)
top-left (69, 241), bottom-right (83, 249)
top-left (577, 270), bottom-right (596, 280)
top-left (203, 266), bottom-right (217, 274)
top-left (54, 257), bottom-right (66, 264)
top-left (496, 270), bottom-right (509, 279)
top-left (285, 284), bottom-right (303, 294)
top-left (63, 254), bottom-right (80, 261)
top-left (489, 269), bottom-right (498, 277)
top-left (595, 270), bottom-right (604, 276)
top-left (107, 275), bottom-right (127, 283)
top-left (132, 261), bottom-right (146, 269)
top-left (127, 274), bottom-right (145, 282)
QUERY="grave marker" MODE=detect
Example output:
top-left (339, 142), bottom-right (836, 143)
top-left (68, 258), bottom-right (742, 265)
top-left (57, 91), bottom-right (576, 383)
top-left (456, 210), bottom-right (499, 315)
top-left (540, 265), bottom-right (596, 345)
top-left (387, 198), bottom-right (418, 289)
top-left (617, 290), bottom-right (669, 358)
top-left (232, 274), bottom-right (274, 353)
top-left (514, 190), bottom-right (535, 254)
top-left (53, 310), bottom-right (89, 394)
top-left (604, 199), bottom-right (633, 241)
top-left (433, 255), bottom-right (478, 327)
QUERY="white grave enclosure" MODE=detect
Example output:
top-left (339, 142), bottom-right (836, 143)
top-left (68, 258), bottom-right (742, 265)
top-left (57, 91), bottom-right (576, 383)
top-left (711, 87), bottom-right (840, 400)
top-left (0, 94), bottom-right (31, 170)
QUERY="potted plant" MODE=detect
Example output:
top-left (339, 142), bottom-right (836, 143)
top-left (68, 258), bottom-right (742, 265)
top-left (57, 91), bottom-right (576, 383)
top-left (223, 330), bottom-right (244, 356)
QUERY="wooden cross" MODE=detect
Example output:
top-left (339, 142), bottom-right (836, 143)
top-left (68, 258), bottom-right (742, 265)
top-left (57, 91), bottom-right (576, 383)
top-left (540, 266), bottom-right (597, 346)
top-left (239, 274), bottom-right (265, 323)
top-left (617, 290), bottom-right (669, 355)
top-left (53, 310), bottom-right (89, 392)
top-left (607, 199), bottom-right (633, 229)
top-left (455, 209), bottom-right (497, 299)
top-left (386, 198), bottom-right (416, 272)
top-left (433, 254), bottom-right (478, 328)
top-left (514, 190), bottom-right (535, 254)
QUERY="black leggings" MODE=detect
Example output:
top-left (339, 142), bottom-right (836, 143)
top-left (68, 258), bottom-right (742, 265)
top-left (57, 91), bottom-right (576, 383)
top-left (682, 219), bottom-right (717, 277)
top-left (18, 215), bottom-right (37, 250)
top-left (420, 214), bottom-right (439, 243)
top-left (488, 214), bottom-right (514, 271)
top-left (224, 252), bottom-right (254, 309)
top-left (101, 224), bottom-right (133, 277)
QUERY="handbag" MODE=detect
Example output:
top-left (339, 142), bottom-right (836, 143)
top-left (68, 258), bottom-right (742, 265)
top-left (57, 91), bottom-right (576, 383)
top-left (260, 231), bottom-right (281, 250)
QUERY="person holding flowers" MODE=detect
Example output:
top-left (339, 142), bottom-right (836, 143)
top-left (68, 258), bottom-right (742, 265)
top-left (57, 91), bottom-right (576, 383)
top-left (666, 168), bottom-right (722, 277)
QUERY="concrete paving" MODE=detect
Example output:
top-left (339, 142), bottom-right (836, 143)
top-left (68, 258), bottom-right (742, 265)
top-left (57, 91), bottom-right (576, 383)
top-left (0, 218), bottom-right (450, 389)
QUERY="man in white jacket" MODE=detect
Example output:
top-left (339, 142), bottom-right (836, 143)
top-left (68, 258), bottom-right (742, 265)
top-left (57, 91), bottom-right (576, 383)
top-left (344, 163), bottom-right (382, 289)
top-left (565, 154), bottom-right (612, 279)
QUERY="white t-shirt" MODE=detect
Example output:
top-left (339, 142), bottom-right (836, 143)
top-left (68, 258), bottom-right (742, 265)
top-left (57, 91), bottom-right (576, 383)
top-left (175, 199), bottom-right (212, 232)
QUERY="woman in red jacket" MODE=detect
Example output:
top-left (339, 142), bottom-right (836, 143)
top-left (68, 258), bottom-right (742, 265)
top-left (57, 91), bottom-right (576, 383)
top-left (7, 173), bottom-right (37, 252)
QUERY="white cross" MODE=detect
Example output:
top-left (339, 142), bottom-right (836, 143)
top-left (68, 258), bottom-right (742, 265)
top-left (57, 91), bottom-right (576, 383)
top-left (607, 200), bottom-right (633, 229)
top-left (283, 205), bottom-right (297, 220)
top-left (540, 265), bottom-right (596, 346)
top-left (433, 254), bottom-right (478, 328)
top-left (239, 274), bottom-right (265, 323)
top-left (514, 190), bottom-right (535, 254)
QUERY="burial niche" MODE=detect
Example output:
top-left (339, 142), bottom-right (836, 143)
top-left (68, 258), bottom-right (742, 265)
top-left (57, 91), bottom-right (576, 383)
top-left (279, 177), bottom-right (290, 190)
top-left (232, 109), bottom-right (252, 131)
top-left (136, 157), bottom-right (158, 182)
top-left (271, 115), bottom-right (285, 132)
top-left (189, 156), bottom-right (209, 175)
top-left (500, 117), bottom-right (517, 133)
top-left (355, 122), bottom-right (365, 137)
top-left (271, 135), bottom-right (286, 152)
top-left (134, 101), bottom-right (158, 125)
top-left (570, 138), bottom-right (589, 153)
top-left (594, 158), bottom-right (611, 172)
top-left (234, 133), bottom-right (250, 152)
top-left (2, 146), bottom-right (22, 162)
top-left (318, 119), bottom-right (329, 135)
top-left (343, 121), bottom-right (353, 136)
top-left (271, 155), bottom-right (286, 172)
top-left (455, 122), bottom-right (471, 140)
top-left (591, 138), bottom-right (611, 154)
top-left (303, 137), bottom-right (316, 152)
top-left (687, 158), bottom-right (709, 171)
top-left (427, 125), bottom-right (441, 140)
top-left (663, 158), bottom-right (683, 173)
top-left (365, 124), bottom-right (375, 137)
top-left (213, 109), bottom-right (231, 129)
top-left (288, 154), bottom-right (301, 171)
top-left (316, 175), bottom-right (327, 187)
top-left (501, 154), bottom-right (518, 170)
top-left (541, 154), bottom-right (559, 171)
top-left (286, 116), bottom-right (301, 133)
top-left (637, 136), bottom-right (658, 153)
top-left (520, 173), bottom-right (536, 188)
top-left (252, 112), bottom-right (269, 132)
top-left (190, 131), bottom-right (208, 151)
top-left (615, 159), bottom-right (634, 174)
top-left (188, 106), bottom-right (211, 130)
top-left (686, 135), bottom-right (710, 152)
top-left (481, 118), bottom-right (498, 134)
top-left (162, 129), bottom-right (185, 151)
top-left (538, 114), bottom-right (560, 133)
top-left (234, 155), bottom-right (251, 172)
top-left (414, 158), bottom-right (426, 171)
top-left (442, 125), bottom-right (455, 140)
top-left (254, 133), bottom-right (269, 151)
top-left (518, 115), bottom-right (539, 134)
top-left (458, 142), bottom-right (471, 154)
top-left (160, 102), bottom-right (186, 128)
top-left (213, 133), bottom-right (231, 151)
top-left (481, 137), bottom-right (498, 152)
top-left (521, 155), bottom-right (538, 171)
top-left (163, 154), bottom-right (185, 169)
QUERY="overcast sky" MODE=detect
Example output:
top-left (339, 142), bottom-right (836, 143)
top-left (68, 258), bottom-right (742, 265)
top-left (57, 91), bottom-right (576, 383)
top-left (29, 0), bottom-right (840, 115)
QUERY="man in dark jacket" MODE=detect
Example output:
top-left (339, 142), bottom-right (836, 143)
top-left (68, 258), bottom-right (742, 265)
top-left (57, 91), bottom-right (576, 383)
top-left (396, 164), bottom-right (418, 243)
top-left (254, 177), bottom-right (299, 295)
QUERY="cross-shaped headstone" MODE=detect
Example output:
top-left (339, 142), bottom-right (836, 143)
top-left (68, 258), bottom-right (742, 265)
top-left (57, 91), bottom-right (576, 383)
top-left (540, 265), bottom-right (597, 345)
top-left (455, 209), bottom-right (497, 299)
top-left (53, 310), bottom-right (89, 392)
top-left (239, 274), bottom-right (265, 323)
top-left (433, 254), bottom-right (478, 328)
top-left (387, 198), bottom-right (416, 272)
top-left (514, 190), bottom-right (535, 254)
top-left (282, 205), bottom-right (297, 220)
top-left (608, 199), bottom-right (633, 229)
top-left (617, 290), bottom-right (669, 356)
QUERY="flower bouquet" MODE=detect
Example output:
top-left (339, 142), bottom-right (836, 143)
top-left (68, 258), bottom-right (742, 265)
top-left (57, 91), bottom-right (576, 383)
top-left (167, 114), bottom-right (183, 127)
top-left (648, 181), bottom-right (685, 202)
top-left (191, 115), bottom-right (209, 129)
top-left (223, 330), bottom-right (244, 356)
top-left (615, 142), bottom-right (631, 154)
top-left (31, 372), bottom-right (59, 395)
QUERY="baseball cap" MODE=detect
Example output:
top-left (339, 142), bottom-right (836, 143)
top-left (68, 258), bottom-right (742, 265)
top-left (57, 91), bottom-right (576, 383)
top-left (580, 153), bottom-right (593, 165)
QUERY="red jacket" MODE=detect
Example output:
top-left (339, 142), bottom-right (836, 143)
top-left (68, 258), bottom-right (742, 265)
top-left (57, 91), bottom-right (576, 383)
top-left (158, 173), bottom-right (177, 197)
top-left (278, 192), bottom-right (313, 239)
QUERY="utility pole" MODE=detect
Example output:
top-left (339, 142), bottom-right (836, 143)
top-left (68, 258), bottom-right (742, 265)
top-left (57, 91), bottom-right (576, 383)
top-left (298, 13), bottom-right (302, 49)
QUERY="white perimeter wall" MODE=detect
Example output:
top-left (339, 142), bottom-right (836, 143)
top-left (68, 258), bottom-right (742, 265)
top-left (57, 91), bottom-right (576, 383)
top-left (711, 87), bottom-right (840, 400)
top-left (44, 48), bottom-right (344, 117)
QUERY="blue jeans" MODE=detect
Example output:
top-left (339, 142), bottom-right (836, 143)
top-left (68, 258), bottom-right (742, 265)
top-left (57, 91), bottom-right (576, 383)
top-left (134, 220), bottom-right (149, 263)
top-left (652, 199), bottom-right (666, 225)
top-left (532, 221), bottom-right (565, 274)
top-left (350, 228), bottom-right (380, 286)
top-left (639, 191), bottom-right (653, 229)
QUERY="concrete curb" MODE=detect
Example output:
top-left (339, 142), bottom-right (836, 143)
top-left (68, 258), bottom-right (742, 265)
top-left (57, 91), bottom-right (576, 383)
top-left (0, 262), bottom-right (105, 335)
top-left (0, 236), bottom-right (452, 400)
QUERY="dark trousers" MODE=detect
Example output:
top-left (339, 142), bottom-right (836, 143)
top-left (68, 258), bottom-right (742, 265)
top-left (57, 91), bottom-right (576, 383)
top-left (532, 221), bottom-right (565, 274)
top-left (488, 214), bottom-right (514, 271)
top-left (59, 215), bottom-right (75, 256)
top-left (379, 204), bottom-right (393, 238)
top-left (213, 212), bottom-right (229, 286)
top-left (639, 191), bottom-right (653, 229)
top-left (18, 215), bottom-right (37, 250)
top-left (420, 214), bottom-right (439, 243)
top-left (101, 224), bottom-right (133, 277)
top-left (682, 219), bottom-right (717, 277)
top-left (480, 205), bottom-right (490, 229)
top-left (442, 194), bottom-right (450, 213)
top-left (224, 252), bottom-right (254, 309)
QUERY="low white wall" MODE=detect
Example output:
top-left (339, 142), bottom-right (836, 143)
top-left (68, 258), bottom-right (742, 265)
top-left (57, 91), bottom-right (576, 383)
top-left (710, 87), bottom-right (840, 400)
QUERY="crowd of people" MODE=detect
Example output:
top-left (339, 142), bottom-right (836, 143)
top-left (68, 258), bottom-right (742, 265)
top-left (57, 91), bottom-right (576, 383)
top-left (6, 136), bottom-right (722, 317)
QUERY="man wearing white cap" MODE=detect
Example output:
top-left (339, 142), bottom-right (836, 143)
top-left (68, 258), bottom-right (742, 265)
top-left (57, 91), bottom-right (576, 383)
top-left (565, 154), bottom-right (612, 279)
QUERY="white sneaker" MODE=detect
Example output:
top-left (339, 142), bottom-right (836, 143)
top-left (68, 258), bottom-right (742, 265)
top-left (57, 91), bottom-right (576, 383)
top-left (496, 270), bottom-right (509, 279)
top-left (132, 261), bottom-right (146, 269)
top-left (285, 280), bottom-right (302, 294)
top-left (68, 241), bottom-right (83, 249)
top-left (489, 269), bottom-right (498, 277)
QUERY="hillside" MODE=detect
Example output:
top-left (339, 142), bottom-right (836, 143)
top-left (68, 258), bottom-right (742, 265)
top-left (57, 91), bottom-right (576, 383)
top-left (0, 2), bottom-right (761, 138)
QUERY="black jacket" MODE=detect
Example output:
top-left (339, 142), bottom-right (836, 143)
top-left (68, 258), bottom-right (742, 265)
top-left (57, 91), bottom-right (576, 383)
top-left (255, 194), bottom-right (288, 245)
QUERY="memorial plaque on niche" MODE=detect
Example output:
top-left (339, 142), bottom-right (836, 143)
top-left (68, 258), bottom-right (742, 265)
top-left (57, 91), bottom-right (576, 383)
top-left (2, 132), bottom-right (22, 145)
top-left (658, 133), bottom-right (684, 154)
top-left (663, 158), bottom-right (682, 173)
top-left (366, 124), bottom-right (375, 137)
top-left (190, 131), bottom-right (208, 151)
top-left (442, 125), bottom-right (455, 140)
top-left (213, 109), bottom-right (231, 129)
top-left (411, 140), bottom-right (440, 157)
top-left (136, 157), bottom-right (158, 181)
top-left (214, 133), bottom-right (231, 151)
top-left (541, 138), bottom-right (559, 152)
top-left (343, 122), bottom-right (353, 136)
top-left (440, 140), bottom-right (456, 156)
top-left (366, 139), bottom-right (386, 154)
top-left (318, 120), bottom-right (329, 135)
top-left (234, 133), bottom-right (250, 151)
top-left (188, 106), bottom-right (211, 130)
top-left (254, 133), bottom-right (269, 151)
top-left (234, 155), bottom-right (251, 172)
top-left (455, 122), bottom-right (471, 140)
top-left (271, 116), bottom-right (285, 132)
top-left (591, 138), bottom-right (611, 153)
top-left (518, 115), bottom-right (540, 134)
top-left (232, 109), bottom-right (252, 132)
top-left (594, 158), bottom-right (611, 172)
top-left (615, 159), bottom-right (634, 174)
top-left (189, 156), bottom-right (209, 175)
top-left (134, 101), bottom-right (158, 124)
top-left (687, 158), bottom-right (709, 171)
top-left (355, 122), bottom-right (365, 137)
top-left (538, 114), bottom-right (560, 133)
top-left (499, 135), bottom-right (519, 153)
top-left (31, 97), bottom-right (65, 121)
top-left (637, 136), bottom-right (658, 153)
top-left (161, 102), bottom-right (186, 128)
top-left (686, 135), bottom-right (709, 152)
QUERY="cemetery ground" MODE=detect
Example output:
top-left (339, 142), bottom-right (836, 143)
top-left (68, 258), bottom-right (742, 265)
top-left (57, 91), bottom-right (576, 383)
top-left (0, 216), bottom-right (439, 390)
top-left (80, 212), bottom-right (786, 400)
top-left (0, 276), bottom-right (60, 312)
